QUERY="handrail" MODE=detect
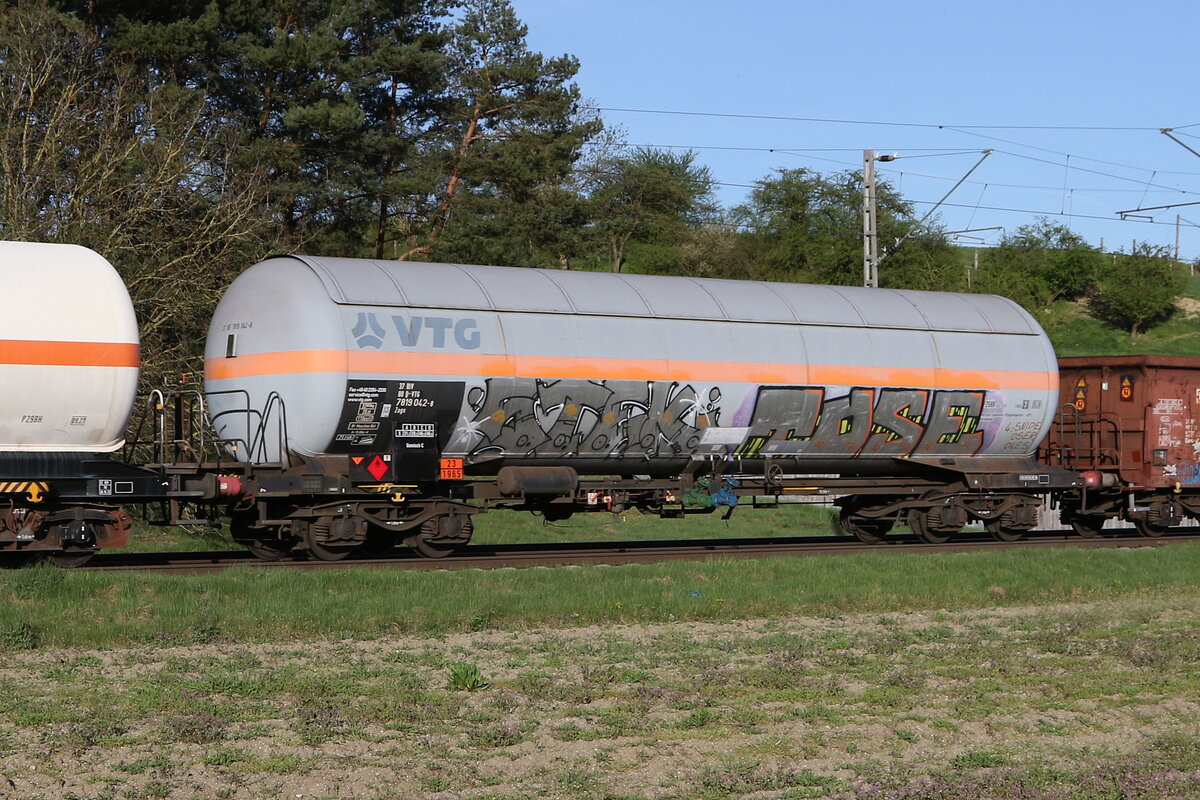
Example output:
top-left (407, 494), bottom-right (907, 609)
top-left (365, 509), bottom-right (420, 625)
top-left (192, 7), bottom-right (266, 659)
top-left (249, 392), bottom-right (291, 465)
top-left (1046, 405), bottom-right (1126, 478)
top-left (124, 386), bottom-right (290, 467)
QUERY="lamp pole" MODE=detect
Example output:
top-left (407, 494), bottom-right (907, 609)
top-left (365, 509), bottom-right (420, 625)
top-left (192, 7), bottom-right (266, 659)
top-left (862, 150), bottom-right (895, 288)
top-left (862, 150), bottom-right (878, 288)
top-left (863, 149), bottom-right (991, 288)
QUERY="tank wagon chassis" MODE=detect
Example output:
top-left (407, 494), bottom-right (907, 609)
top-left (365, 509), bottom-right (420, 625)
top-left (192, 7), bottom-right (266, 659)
top-left (139, 388), bottom-right (1090, 559)
top-left (144, 379), bottom-right (1200, 560)
top-left (116, 361), bottom-right (1200, 562)
top-left (162, 462), bottom-right (1082, 559)
top-left (0, 455), bottom-right (167, 566)
top-left (153, 448), bottom-right (1200, 560)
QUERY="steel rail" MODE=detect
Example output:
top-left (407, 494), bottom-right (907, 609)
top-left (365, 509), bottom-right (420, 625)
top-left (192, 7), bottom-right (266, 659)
top-left (81, 528), bottom-right (1200, 574)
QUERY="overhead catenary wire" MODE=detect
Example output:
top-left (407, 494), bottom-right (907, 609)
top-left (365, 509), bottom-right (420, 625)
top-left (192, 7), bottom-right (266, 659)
top-left (700, 146), bottom-right (1200, 205)
top-left (599, 106), bottom-right (1172, 132)
top-left (617, 107), bottom-right (1200, 255)
top-left (10, 96), bottom-right (1198, 258)
top-left (622, 138), bottom-right (1200, 203)
top-left (935, 126), bottom-right (1200, 176)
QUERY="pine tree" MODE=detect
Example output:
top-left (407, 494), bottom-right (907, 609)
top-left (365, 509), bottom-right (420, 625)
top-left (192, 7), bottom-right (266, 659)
top-left (400, 0), bottom-right (600, 266)
top-left (55, 0), bottom-right (453, 249)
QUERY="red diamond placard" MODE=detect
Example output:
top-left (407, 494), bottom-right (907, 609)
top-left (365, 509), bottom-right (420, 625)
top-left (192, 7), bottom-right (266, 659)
top-left (366, 455), bottom-right (390, 481)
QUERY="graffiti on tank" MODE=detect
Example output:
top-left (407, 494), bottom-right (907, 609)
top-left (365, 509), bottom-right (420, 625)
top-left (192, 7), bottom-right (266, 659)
top-left (735, 386), bottom-right (986, 459)
top-left (449, 378), bottom-right (722, 459)
top-left (920, 391), bottom-right (987, 454)
top-left (862, 388), bottom-right (931, 456)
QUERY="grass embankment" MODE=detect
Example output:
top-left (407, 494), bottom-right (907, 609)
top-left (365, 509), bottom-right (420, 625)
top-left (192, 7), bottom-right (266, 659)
top-left (1, 546), bottom-right (1199, 799)
top-left (4, 540), bottom-right (1200, 647)
top-left (9, 277), bottom-right (1200, 798)
top-left (473, 501), bottom-right (839, 544)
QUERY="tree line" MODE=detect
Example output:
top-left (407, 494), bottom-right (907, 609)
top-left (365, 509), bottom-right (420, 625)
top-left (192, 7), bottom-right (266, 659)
top-left (0, 0), bottom-right (1190, 384)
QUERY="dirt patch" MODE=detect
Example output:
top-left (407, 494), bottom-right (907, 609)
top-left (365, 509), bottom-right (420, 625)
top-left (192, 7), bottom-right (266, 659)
top-left (1, 598), bottom-right (1198, 798)
top-left (1177, 296), bottom-right (1200, 317)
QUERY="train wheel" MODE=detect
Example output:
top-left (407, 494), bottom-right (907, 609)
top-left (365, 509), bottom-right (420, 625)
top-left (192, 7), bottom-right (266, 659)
top-left (245, 539), bottom-right (294, 561)
top-left (1131, 515), bottom-right (1169, 538)
top-left (405, 515), bottom-right (473, 559)
top-left (406, 536), bottom-right (458, 559)
top-left (907, 509), bottom-right (952, 544)
top-left (1131, 501), bottom-right (1179, 538)
top-left (1067, 515), bottom-right (1107, 538)
top-left (231, 512), bottom-right (295, 560)
top-left (839, 507), bottom-right (894, 544)
top-left (48, 549), bottom-right (94, 568)
top-left (301, 519), bottom-right (356, 561)
top-left (984, 519), bottom-right (1024, 542)
top-left (49, 520), bottom-right (97, 567)
top-left (306, 541), bottom-right (355, 561)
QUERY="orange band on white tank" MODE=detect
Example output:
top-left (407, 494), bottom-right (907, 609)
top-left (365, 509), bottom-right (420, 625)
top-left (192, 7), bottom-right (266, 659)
top-left (206, 349), bottom-right (1055, 392)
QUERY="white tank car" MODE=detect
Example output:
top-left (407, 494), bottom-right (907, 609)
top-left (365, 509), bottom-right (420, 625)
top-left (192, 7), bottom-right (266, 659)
top-left (205, 256), bottom-right (1060, 480)
top-left (0, 242), bottom-right (140, 452)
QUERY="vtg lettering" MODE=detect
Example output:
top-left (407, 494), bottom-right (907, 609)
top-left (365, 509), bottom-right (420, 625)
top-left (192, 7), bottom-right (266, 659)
top-left (391, 315), bottom-right (481, 349)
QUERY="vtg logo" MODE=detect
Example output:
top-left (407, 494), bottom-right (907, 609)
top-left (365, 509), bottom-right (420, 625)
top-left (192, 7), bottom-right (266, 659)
top-left (352, 312), bottom-right (481, 350)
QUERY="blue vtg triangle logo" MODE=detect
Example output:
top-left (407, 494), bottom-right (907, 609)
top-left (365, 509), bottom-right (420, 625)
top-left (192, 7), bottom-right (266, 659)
top-left (351, 312), bottom-right (386, 349)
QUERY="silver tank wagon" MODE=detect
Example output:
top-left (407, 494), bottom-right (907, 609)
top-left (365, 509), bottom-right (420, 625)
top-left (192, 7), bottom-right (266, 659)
top-left (204, 256), bottom-right (1059, 481)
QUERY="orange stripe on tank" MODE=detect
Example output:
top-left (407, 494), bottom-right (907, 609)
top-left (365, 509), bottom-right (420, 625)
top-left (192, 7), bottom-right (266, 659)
top-left (206, 349), bottom-right (1055, 391)
top-left (0, 339), bottom-right (139, 368)
top-left (206, 349), bottom-right (348, 378)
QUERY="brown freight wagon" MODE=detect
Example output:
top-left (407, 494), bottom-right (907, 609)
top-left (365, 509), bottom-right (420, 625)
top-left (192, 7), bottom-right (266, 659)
top-left (1042, 355), bottom-right (1200, 537)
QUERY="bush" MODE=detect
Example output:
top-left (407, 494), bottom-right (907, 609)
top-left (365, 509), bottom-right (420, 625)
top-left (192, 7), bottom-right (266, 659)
top-left (1089, 244), bottom-right (1187, 340)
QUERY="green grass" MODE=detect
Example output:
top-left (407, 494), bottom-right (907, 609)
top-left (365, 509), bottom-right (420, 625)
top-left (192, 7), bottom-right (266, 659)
top-left (1043, 272), bottom-right (1200, 357)
top-left (122, 520), bottom-right (240, 552)
top-left (5, 591), bottom-right (1199, 798)
top-left (471, 501), bottom-right (839, 544)
top-left (4, 540), bottom-right (1200, 648)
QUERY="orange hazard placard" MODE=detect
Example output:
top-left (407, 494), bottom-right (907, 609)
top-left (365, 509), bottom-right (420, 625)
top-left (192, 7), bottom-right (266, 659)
top-left (439, 458), bottom-right (464, 480)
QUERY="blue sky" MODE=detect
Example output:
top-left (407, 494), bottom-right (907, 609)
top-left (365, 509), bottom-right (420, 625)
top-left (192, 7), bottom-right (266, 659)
top-left (512, 0), bottom-right (1200, 263)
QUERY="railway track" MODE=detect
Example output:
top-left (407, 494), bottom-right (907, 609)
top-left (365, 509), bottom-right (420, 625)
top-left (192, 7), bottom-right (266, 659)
top-left (80, 528), bottom-right (1200, 574)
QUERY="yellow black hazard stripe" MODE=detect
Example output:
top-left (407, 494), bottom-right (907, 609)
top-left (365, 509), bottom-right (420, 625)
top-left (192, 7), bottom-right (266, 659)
top-left (0, 482), bottom-right (49, 502)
